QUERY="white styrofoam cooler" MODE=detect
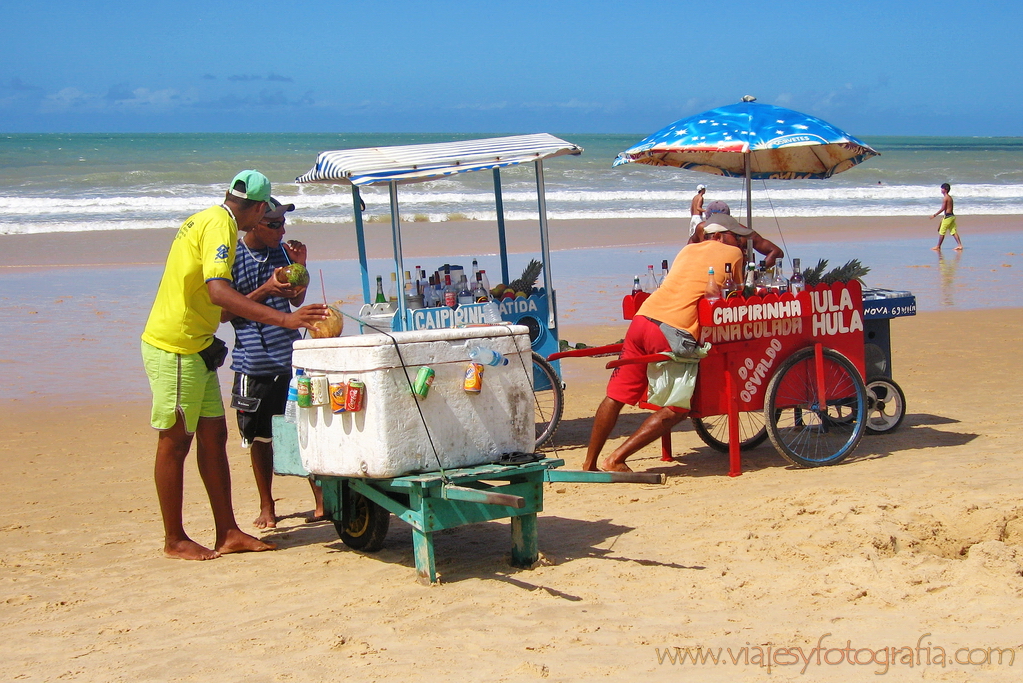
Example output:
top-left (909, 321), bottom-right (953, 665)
top-left (292, 325), bottom-right (533, 478)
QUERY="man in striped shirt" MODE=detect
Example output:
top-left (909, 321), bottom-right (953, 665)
top-left (229, 198), bottom-right (324, 529)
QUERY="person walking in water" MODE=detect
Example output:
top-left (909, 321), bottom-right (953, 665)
top-left (688, 184), bottom-right (706, 238)
top-left (931, 182), bottom-right (963, 251)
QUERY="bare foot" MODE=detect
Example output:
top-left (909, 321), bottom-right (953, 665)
top-left (253, 508), bottom-right (277, 529)
top-left (931, 246), bottom-right (940, 251)
top-left (304, 513), bottom-right (330, 523)
top-left (217, 529), bottom-right (276, 555)
top-left (599, 458), bottom-right (633, 473)
top-left (954, 246), bottom-right (963, 251)
top-left (165, 538), bottom-right (220, 561)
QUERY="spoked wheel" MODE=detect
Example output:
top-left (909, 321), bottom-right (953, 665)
top-left (334, 490), bottom-right (389, 551)
top-left (692, 412), bottom-right (769, 453)
top-left (532, 352), bottom-right (564, 449)
top-left (765, 346), bottom-right (867, 467)
top-left (865, 376), bottom-right (906, 434)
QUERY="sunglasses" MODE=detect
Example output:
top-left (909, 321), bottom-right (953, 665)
top-left (262, 220), bottom-right (285, 230)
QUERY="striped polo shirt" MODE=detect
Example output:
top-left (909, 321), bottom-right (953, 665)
top-left (229, 240), bottom-right (302, 377)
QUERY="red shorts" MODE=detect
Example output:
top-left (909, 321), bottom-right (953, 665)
top-left (607, 315), bottom-right (672, 405)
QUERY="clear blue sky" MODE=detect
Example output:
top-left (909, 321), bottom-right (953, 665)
top-left (2, 0), bottom-right (1019, 136)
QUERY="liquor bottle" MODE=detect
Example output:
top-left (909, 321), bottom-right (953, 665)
top-left (479, 269), bottom-right (492, 294)
top-left (471, 272), bottom-right (488, 302)
top-left (457, 275), bottom-right (474, 305)
top-left (772, 265), bottom-right (789, 294)
top-left (704, 267), bottom-right (721, 301)
top-left (721, 263), bottom-right (738, 298)
top-left (374, 276), bottom-right (387, 303)
top-left (754, 261), bottom-right (769, 297)
top-left (789, 258), bottom-right (805, 294)
top-left (632, 275), bottom-right (643, 295)
top-left (660, 259), bottom-right (669, 286)
top-left (643, 265), bottom-right (657, 292)
top-left (471, 258), bottom-right (480, 282)
top-left (444, 273), bottom-right (458, 308)
top-left (386, 272), bottom-right (398, 302)
top-left (743, 262), bottom-right (757, 297)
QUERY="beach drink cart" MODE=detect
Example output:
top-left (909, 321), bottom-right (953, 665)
top-left (271, 135), bottom-right (659, 584)
top-left (553, 281), bottom-right (916, 475)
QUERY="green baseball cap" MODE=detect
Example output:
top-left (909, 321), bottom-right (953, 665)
top-left (228, 170), bottom-right (272, 203)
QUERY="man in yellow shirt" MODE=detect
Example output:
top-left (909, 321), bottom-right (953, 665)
top-left (583, 213), bottom-right (748, 472)
top-left (141, 170), bottom-right (328, 560)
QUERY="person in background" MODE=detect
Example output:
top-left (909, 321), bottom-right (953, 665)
top-left (141, 171), bottom-right (329, 561)
top-left (689, 200), bottom-right (784, 268)
top-left (583, 213), bottom-right (748, 473)
top-left (689, 184), bottom-right (707, 238)
top-left (228, 198), bottom-right (326, 529)
top-left (931, 182), bottom-right (963, 251)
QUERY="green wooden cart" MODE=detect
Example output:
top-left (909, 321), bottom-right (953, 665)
top-left (273, 416), bottom-right (659, 584)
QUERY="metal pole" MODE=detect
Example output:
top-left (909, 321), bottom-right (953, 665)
top-left (493, 168), bottom-right (510, 286)
top-left (388, 181), bottom-right (407, 332)
top-left (744, 152), bottom-right (754, 263)
top-left (352, 186), bottom-right (371, 305)
top-left (534, 160), bottom-right (556, 330)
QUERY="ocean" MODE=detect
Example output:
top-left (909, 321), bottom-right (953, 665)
top-left (2, 133), bottom-right (1022, 235)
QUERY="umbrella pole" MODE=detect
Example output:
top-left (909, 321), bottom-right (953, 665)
top-left (744, 153), bottom-right (754, 263)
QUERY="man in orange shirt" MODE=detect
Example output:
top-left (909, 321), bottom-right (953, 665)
top-left (583, 214), bottom-right (748, 472)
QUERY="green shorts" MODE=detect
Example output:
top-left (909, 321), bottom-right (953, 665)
top-left (939, 215), bottom-right (958, 236)
top-left (141, 340), bottom-right (224, 433)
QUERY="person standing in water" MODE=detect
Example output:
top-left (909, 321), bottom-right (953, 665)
top-left (931, 182), bottom-right (963, 251)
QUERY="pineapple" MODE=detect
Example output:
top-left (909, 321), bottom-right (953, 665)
top-left (508, 259), bottom-right (544, 295)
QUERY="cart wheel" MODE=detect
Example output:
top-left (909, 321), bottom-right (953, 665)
top-left (865, 376), bottom-right (906, 435)
top-left (692, 413), bottom-right (769, 453)
top-left (765, 347), bottom-right (867, 467)
top-left (335, 491), bottom-right (389, 552)
top-left (532, 352), bottom-right (564, 449)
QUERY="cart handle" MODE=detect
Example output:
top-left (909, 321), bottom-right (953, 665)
top-left (605, 353), bottom-right (669, 369)
top-left (547, 343), bottom-right (623, 361)
top-left (443, 484), bottom-right (526, 509)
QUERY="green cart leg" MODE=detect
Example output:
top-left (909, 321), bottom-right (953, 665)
top-left (510, 513), bottom-right (538, 568)
top-left (412, 527), bottom-right (437, 585)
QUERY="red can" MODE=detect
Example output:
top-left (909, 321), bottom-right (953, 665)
top-left (463, 362), bottom-right (484, 393)
top-left (345, 379), bottom-right (365, 412)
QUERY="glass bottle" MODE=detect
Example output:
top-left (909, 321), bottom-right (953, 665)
top-left (471, 272), bottom-right (488, 302)
top-left (457, 275), bottom-right (474, 305)
top-left (743, 262), bottom-right (757, 297)
top-left (386, 272), bottom-right (398, 302)
top-left (444, 273), bottom-right (458, 308)
top-left (789, 258), bottom-right (805, 294)
top-left (704, 267), bottom-right (721, 301)
top-left (643, 265), bottom-right (657, 293)
top-left (479, 269), bottom-right (492, 294)
top-left (721, 263), bottom-right (738, 299)
top-left (632, 275), bottom-right (642, 295)
top-left (660, 259), bottom-right (669, 286)
top-left (374, 276), bottom-right (387, 303)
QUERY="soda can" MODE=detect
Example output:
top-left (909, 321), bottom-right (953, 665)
top-left (412, 366), bottom-right (435, 398)
top-left (297, 375), bottom-right (312, 408)
top-left (329, 380), bottom-right (348, 414)
top-left (345, 379), bottom-right (365, 412)
top-left (463, 362), bottom-right (484, 393)
top-left (309, 375), bottom-right (329, 406)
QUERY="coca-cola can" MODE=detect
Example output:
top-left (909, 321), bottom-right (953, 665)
top-left (345, 379), bottom-right (365, 412)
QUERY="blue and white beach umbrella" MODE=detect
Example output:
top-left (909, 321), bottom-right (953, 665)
top-left (614, 97), bottom-right (878, 180)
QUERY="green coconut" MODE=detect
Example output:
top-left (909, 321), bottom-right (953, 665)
top-left (276, 263), bottom-right (310, 287)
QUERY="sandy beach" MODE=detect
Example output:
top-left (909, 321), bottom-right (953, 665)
top-left (3, 218), bottom-right (1023, 681)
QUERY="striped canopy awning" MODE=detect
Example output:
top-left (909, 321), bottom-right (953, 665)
top-left (296, 133), bottom-right (583, 186)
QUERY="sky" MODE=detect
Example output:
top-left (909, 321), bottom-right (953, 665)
top-left (1, 0), bottom-right (1020, 136)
